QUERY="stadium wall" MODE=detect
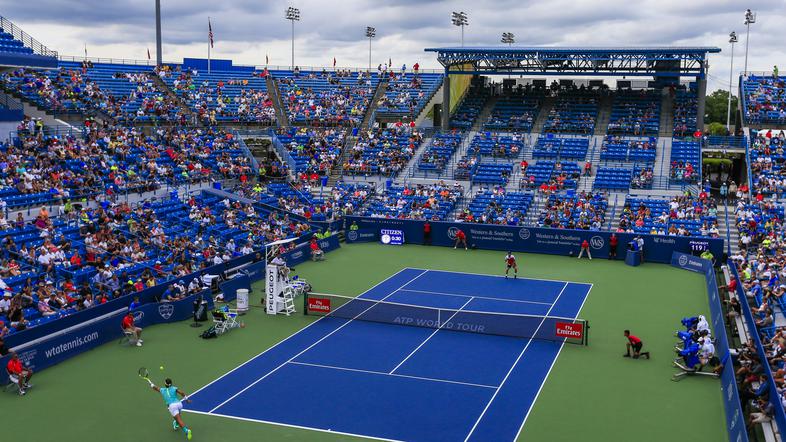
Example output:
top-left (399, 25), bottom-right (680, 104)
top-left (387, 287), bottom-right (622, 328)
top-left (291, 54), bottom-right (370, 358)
top-left (671, 252), bottom-right (748, 442)
top-left (344, 217), bottom-right (725, 264)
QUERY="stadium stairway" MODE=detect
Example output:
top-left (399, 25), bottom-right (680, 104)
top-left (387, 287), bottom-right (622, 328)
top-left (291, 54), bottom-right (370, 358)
top-left (398, 130), bottom-right (438, 179)
top-left (148, 72), bottom-right (194, 122)
top-left (593, 95), bottom-right (614, 136)
top-left (471, 95), bottom-right (499, 132)
top-left (531, 95), bottom-right (555, 133)
top-left (652, 137), bottom-right (672, 189)
top-left (327, 134), bottom-right (358, 186)
top-left (266, 75), bottom-right (288, 128)
top-left (658, 90), bottom-right (674, 137)
top-left (360, 78), bottom-right (388, 128)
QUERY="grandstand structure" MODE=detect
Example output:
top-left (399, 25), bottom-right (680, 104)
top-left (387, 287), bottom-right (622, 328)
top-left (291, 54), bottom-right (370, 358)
top-left (4, 12), bottom-right (786, 441)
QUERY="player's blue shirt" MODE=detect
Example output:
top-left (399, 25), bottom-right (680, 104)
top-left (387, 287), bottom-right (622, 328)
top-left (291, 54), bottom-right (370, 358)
top-left (161, 386), bottom-right (180, 405)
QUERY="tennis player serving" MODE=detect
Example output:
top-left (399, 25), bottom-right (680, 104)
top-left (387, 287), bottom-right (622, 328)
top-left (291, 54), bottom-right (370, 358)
top-left (504, 251), bottom-right (518, 279)
top-left (149, 375), bottom-right (193, 440)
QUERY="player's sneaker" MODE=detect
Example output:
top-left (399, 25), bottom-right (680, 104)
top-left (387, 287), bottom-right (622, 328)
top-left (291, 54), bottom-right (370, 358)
top-left (173, 420), bottom-right (180, 431)
top-left (136, 341), bottom-right (143, 347)
top-left (19, 389), bottom-right (25, 396)
top-left (186, 429), bottom-right (192, 440)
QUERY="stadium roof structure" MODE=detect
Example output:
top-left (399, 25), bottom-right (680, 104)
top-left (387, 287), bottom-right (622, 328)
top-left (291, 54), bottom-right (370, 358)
top-left (424, 46), bottom-right (721, 78)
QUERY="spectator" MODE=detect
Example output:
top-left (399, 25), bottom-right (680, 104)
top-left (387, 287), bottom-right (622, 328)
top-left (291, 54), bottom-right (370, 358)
top-left (121, 312), bottom-right (143, 347)
top-left (6, 352), bottom-right (33, 396)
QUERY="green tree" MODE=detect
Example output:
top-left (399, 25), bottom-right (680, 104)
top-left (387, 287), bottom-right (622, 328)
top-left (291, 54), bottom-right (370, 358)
top-left (704, 89), bottom-right (738, 128)
top-left (707, 122), bottom-right (727, 135)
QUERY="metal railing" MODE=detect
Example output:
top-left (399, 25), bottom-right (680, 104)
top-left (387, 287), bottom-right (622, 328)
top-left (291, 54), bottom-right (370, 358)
top-left (0, 16), bottom-right (57, 58)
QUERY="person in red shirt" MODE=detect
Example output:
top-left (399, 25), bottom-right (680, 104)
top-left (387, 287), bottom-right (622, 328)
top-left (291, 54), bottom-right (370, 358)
top-left (578, 239), bottom-right (592, 260)
top-left (6, 352), bottom-right (33, 395)
top-left (309, 238), bottom-right (324, 261)
top-left (623, 330), bottom-right (650, 359)
top-left (609, 234), bottom-right (619, 260)
top-left (453, 229), bottom-right (467, 250)
top-left (423, 221), bottom-right (432, 246)
top-left (122, 312), bottom-right (143, 347)
top-left (504, 252), bottom-right (518, 279)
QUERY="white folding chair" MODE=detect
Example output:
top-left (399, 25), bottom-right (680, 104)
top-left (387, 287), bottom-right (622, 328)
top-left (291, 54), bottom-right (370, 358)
top-left (211, 310), bottom-right (229, 335)
top-left (119, 327), bottom-right (136, 346)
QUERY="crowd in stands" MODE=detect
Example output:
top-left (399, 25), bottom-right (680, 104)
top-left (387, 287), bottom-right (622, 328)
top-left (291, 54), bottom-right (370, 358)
top-left (277, 69), bottom-right (376, 126)
top-left (362, 181), bottom-right (463, 221)
top-left (750, 130), bottom-right (786, 196)
top-left (344, 126), bottom-right (422, 176)
top-left (276, 127), bottom-right (346, 180)
top-left (742, 73), bottom-right (786, 125)
top-left (538, 192), bottom-right (607, 230)
top-left (454, 187), bottom-right (533, 225)
top-left (618, 193), bottom-right (720, 237)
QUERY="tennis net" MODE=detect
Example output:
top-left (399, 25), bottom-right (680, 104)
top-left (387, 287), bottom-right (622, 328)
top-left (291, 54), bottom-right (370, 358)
top-left (304, 292), bottom-right (589, 345)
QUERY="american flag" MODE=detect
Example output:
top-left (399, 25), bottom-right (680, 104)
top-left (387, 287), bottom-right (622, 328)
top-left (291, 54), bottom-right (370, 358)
top-left (208, 19), bottom-right (214, 48)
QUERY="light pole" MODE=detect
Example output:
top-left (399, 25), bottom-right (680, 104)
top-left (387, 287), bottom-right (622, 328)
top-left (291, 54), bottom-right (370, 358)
top-left (727, 31), bottom-right (738, 132)
top-left (743, 8), bottom-right (755, 76)
top-left (451, 12), bottom-right (468, 47)
top-left (285, 7), bottom-right (300, 70)
top-left (501, 32), bottom-right (514, 46)
top-left (365, 26), bottom-right (376, 71)
top-left (155, 0), bottom-right (162, 67)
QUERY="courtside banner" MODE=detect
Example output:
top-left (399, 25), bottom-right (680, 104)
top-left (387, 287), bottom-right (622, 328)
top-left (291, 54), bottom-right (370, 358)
top-left (555, 322), bottom-right (584, 340)
top-left (307, 297), bottom-right (331, 313)
top-left (670, 251), bottom-right (712, 273)
top-left (1, 292), bottom-right (214, 379)
top-left (344, 217), bottom-right (724, 264)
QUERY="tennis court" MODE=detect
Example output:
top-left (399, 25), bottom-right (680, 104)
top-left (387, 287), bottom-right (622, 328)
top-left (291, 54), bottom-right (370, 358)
top-left (184, 268), bottom-right (592, 442)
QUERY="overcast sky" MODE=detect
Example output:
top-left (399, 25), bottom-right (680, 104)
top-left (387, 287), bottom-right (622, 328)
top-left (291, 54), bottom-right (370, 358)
top-left (3, 0), bottom-right (784, 92)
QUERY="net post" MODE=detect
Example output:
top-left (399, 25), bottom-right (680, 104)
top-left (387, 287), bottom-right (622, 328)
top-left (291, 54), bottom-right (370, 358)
top-left (584, 320), bottom-right (589, 346)
top-left (303, 292), bottom-right (309, 316)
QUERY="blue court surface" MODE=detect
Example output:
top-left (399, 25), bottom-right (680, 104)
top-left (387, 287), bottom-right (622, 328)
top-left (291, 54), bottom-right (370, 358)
top-left (185, 268), bottom-right (592, 442)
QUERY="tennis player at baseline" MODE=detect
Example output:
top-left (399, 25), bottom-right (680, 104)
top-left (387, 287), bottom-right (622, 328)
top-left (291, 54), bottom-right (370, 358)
top-left (151, 378), bottom-right (193, 440)
top-left (505, 252), bottom-right (518, 278)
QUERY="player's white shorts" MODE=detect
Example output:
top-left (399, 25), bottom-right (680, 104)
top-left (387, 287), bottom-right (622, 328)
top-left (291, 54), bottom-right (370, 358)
top-left (167, 401), bottom-right (183, 417)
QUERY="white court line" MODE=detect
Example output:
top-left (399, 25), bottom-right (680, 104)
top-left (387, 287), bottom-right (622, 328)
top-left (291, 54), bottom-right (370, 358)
top-left (289, 360), bottom-right (498, 389)
top-left (185, 409), bottom-right (403, 442)
top-left (408, 267), bottom-right (593, 286)
top-left (389, 297), bottom-right (474, 375)
top-left (397, 288), bottom-right (553, 306)
top-left (186, 267), bottom-right (415, 398)
top-left (462, 282), bottom-right (570, 442)
top-left (207, 269), bottom-right (429, 413)
top-left (513, 283), bottom-right (594, 440)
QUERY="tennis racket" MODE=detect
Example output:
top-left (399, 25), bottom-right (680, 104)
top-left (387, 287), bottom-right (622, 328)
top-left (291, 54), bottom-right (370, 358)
top-left (138, 367), bottom-right (154, 387)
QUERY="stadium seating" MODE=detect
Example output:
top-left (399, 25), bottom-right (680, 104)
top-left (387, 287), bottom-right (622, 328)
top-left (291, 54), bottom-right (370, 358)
top-left (670, 140), bottom-right (700, 184)
top-left (376, 72), bottom-right (442, 118)
top-left (594, 167), bottom-right (632, 190)
top-left (483, 94), bottom-right (541, 132)
top-left (275, 127), bottom-right (346, 178)
top-left (600, 136), bottom-right (657, 163)
top-left (532, 135), bottom-right (589, 160)
top-left (521, 161), bottom-right (580, 191)
top-left (361, 182), bottom-right (463, 221)
top-left (542, 92), bottom-right (598, 134)
top-left (538, 192), bottom-right (608, 230)
top-left (673, 90), bottom-right (697, 137)
top-left (418, 132), bottom-right (463, 173)
top-left (607, 91), bottom-right (660, 136)
top-left (344, 127), bottom-right (422, 176)
top-left (467, 133), bottom-right (524, 158)
top-left (618, 196), bottom-right (719, 237)
top-left (742, 75), bottom-right (786, 125)
top-left (276, 69), bottom-right (379, 126)
top-left (471, 162), bottom-right (513, 186)
top-left (456, 190), bottom-right (534, 225)
top-left (0, 28), bottom-right (33, 55)
top-left (450, 88), bottom-right (489, 129)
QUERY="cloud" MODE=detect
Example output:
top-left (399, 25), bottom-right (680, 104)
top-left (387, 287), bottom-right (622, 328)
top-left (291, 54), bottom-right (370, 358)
top-left (4, 0), bottom-right (784, 91)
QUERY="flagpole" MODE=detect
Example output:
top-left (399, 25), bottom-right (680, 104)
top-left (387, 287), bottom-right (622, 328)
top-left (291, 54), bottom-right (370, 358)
top-left (207, 17), bottom-right (211, 74)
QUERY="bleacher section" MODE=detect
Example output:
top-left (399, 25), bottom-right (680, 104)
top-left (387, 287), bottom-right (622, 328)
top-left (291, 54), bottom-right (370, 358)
top-left (376, 72), bottom-right (442, 118)
top-left (164, 67), bottom-right (274, 123)
top-left (532, 135), bottom-right (589, 160)
top-left (275, 128), bottom-right (346, 178)
top-left (542, 93), bottom-right (598, 134)
top-left (670, 140), bottom-right (700, 184)
top-left (538, 192), bottom-right (608, 229)
top-left (471, 162), bottom-right (513, 186)
top-left (673, 90), bottom-right (697, 137)
top-left (361, 182), bottom-right (463, 220)
top-left (0, 27), bottom-right (32, 55)
top-left (345, 127), bottom-right (422, 176)
top-left (742, 75), bottom-right (786, 125)
top-left (619, 196), bottom-right (719, 237)
top-left (450, 87), bottom-right (489, 129)
top-left (418, 132), bottom-right (463, 173)
top-left (468, 133), bottom-right (524, 158)
top-left (456, 191), bottom-right (534, 225)
top-left (600, 136), bottom-right (657, 163)
top-left (607, 91), bottom-right (660, 136)
top-left (484, 94), bottom-right (541, 132)
top-left (594, 167), bottom-right (632, 190)
top-left (276, 70), bottom-right (378, 126)
top-left (521, 161), bottom-right (580, 191)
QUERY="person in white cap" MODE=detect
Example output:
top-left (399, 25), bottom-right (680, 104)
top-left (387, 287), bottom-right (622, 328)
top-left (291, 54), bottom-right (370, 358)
top-left (0, 291), bottom-right (11, 313)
